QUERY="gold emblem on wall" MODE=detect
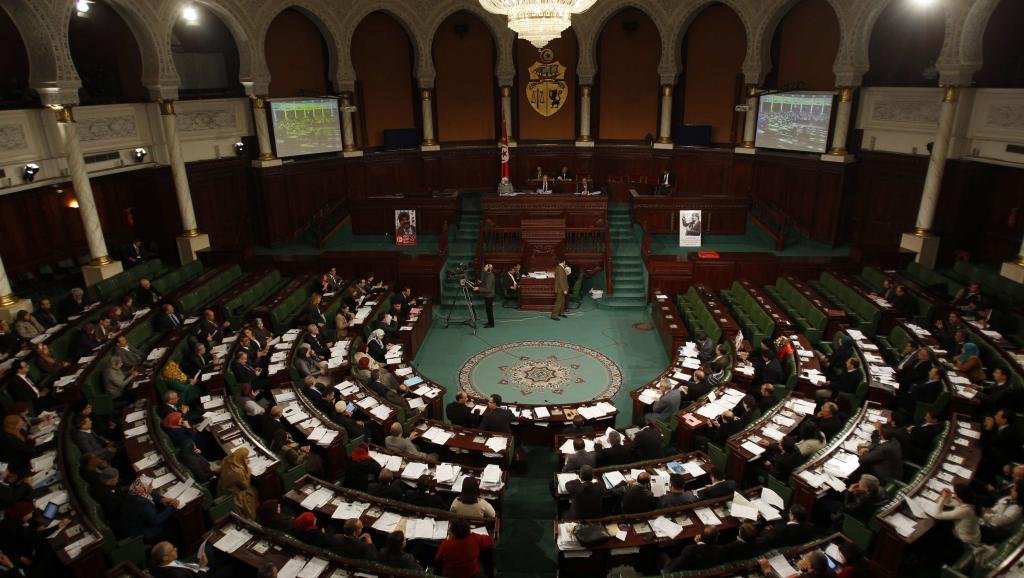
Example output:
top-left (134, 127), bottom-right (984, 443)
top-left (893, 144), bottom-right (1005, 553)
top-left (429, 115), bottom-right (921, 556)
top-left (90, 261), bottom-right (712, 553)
top-left (526, 49), bottom-right (568, 117)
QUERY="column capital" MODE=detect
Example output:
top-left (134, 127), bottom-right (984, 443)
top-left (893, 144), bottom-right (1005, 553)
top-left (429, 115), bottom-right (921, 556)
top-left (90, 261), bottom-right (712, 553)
top-left (941, 86), bottom-right (960, 103)
top-left (421, 88), bottom-right (433, 101)
top-left (837, 87), bottom-right (855, 103)
top-left (90, 255), bottom-right (113, 266)
top-left (500, 86), bottom-right (512, 98)
top-left (580, 85), bottom-right (592, 97)
top-left (159, 100), bottom-right (176, 116)
top-left (661, 85), bottom-right (673, 97)
top-left (0, 294), bottom-right (18, 308)
top-left (249, 95), bottom-right (267, 110)
top-left (48, 104), bottom-right (75, 124)
top-left (181, 228), bottom-right (201, 238)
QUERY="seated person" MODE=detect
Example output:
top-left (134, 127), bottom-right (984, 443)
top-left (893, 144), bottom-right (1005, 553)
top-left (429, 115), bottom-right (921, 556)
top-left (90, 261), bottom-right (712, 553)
top-left (536, 174), bottom-right (553, 194)
top-left (563, 466), bottom-right (604, 519)
top-left (33, 343), bottom-right (70, 374)
top-left (384, 422), bottom-right (437, 461)
top-left (380, 530), bottom-right (422, 571)
top-left (981, 479), bottom-right (1024, 542)
top-left (435, 519), bottom-right (494, 578)
top-left (121, 476), bottom-right (180, 543)
top-left (658, 473), bottom-right (697, 508)
top-left (103, 356), bottom-right (138, 399)
top-left (665, 527), bottom-right (721, 571)
top-left (450, 477), bottom-right (496, 519)
top-left (756, 503), bottom-right (815, 549)
top-left (160, 360), bottom-right (202, 404)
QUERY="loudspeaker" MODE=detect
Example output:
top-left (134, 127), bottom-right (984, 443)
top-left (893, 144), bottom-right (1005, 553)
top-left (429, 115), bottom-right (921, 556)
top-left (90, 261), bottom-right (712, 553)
top-left (382, 128), bottom-right (419, 150)
top-left (672, 124), bottom-right (712, 147)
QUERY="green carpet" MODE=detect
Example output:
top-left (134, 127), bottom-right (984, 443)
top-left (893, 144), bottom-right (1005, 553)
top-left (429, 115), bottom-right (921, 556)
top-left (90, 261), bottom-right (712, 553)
top-left (413, 296), bottom-right (669, 425)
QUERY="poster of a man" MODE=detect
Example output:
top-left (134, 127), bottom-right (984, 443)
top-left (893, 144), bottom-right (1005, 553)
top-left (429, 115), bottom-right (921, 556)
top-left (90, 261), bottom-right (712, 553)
top-left (679, 210), bottom-right (702, 247)
top-left (395, 210), bottom-right (417, 246)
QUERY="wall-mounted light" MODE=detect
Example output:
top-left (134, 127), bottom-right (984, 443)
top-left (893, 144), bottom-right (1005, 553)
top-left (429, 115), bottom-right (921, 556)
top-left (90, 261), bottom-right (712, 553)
top-left (133, 148), bottom-right (148, 162)
top-left (182, 5), bottom-right (199, 25)
top-left (75, 0), bottom-right (90, 16)
top-left (68, 198), bottom-right (80, 209)
top-left (234, 141), bottom-right (246, 156)
top-left (23, 163), bottom-right (40, 182)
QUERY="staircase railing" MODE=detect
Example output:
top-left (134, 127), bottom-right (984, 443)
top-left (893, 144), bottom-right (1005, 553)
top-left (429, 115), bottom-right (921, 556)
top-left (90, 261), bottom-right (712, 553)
top-left (605, 225), bottom-right (613, 296)
top-left (749, 197), bottom-right (789, 252)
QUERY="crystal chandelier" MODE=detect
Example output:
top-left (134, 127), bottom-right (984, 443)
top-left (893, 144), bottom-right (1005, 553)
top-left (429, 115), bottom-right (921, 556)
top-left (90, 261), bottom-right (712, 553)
top-left (479, 0), bottom-right (598, 49)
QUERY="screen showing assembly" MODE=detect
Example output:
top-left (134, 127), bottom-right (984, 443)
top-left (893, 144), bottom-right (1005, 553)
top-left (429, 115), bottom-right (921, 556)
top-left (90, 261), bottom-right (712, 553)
top-left (268, 98), bottom-right (343, 158)
top-left (754, 91), bottom-right (834, 153)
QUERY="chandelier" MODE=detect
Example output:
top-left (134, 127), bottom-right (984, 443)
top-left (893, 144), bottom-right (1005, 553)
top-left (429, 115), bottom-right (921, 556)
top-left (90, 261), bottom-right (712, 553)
top-left (479, 0), bottom-right (598, 49)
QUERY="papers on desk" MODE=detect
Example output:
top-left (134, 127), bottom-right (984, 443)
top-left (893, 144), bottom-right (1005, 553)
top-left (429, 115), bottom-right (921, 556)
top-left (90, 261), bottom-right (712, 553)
top-left (401, 462), bottom-right (428, 480)
top-left (31, 452), bottom-right (56, 473)
top-left (332, 501), bottom-right (369, 520)
top-left (33, 489), bottom-right (68, 511)
top-left (767, 554), bottom-right (799, 578)
top-left (822, 451), bottom-right (860, 480)
top-left (300, 487), bottom-right (335, 510)
top-left (213, 526), bottom-right (253, 553)
top-left (406, 517), bottom-right (439, 541)
top-left (788, 398), bottom-right (818, 416)
top-left (577, 402), bottom-right (617, 420)
top-left (650, 516), bottom-right (684, 539)
top-left (682, 461), bottom-right (705, 478)
top-left (761, 427), bottom-right (786, 442)
top-left (132, 452), bottom-right (160, 472)
top-left (637, 388), bottom-right (659, 405)
top-left (601, 471), bottom-right (626, 489)
top-left (408, 397), bottom-right (427, 410)
top-left (904, 495), bottom-right (935, 519)
top-left (147, 347), bottom-right (167, 361)
top-left (371, 512), bottom-right (402, 533)
top-left (533, 406), bottom-right (551, 419)
top-left (124, 424), bottom-right (148, 438)
top-left (421, 427), bottom-right (455, 446)
top-left (886, 511), bottom-right (918, 537)
top-left (482, 464), bottom-right (502, 484)
top-left (741, 441), bottom-right (766, 458)
top-left (435, 463), bottom-right (461, 484)
top-left (694, 507), bottom-right (722, 526)
top-left (404, 375), bottom-right (424, 387)
top-left (370, 405), bottom-right (393, 421)
top-left (761, 487), bottom-right (786, 510)
top-left (557, 523), bottom-right (584, 551)
top-left (356, 397), bottom-right (378, 410)
top-left (729, 492), bottom-right (760, 521)
top-left (484, 436), bottom-right (508, 453)
top-left (394, 366), bottom-right (414, 377)
top-left (681, 357), bottom-right (701, 370)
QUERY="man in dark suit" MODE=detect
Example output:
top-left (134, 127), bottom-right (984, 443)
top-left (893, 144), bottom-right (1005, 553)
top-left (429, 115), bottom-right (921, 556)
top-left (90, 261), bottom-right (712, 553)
top-left (446, 392), bottom-right (479, 428)
top-left (306, 293), bottom-right (327, 328)
top-left (335, 519), bottom-right (378, 561)
top-left (537, 174), bottom-right (553, 193)
top-left (302, 377), bottom-right (335, 416)
top-left (656, 168), bottom-right (675, 195)
top-left (858, 425), bottom-right (903, 481)
top-left (896, 347), bottom-right (932, 387)
top-left (617, 472), bottom-right (657, 514)
top-left (756, 504), bottom-right (815, 549)
top-left (596, 430), bottom-right (634, 467)
top-left (123, 239), bottom-right (149, 268)
top-left (696, 469), bottom-right (738, 501)
top-left (980, 409), bottom-right (1021, 481)
top-left (550, 258), bottom-right (568, 320)
top-left (757, 349), bottom-right (785, 386)
top-left (392, 286), bottom-right (417, 319)
top-left (259, 405), bottom-right (287, 441)
top-left (632, 425), bottom-right (664, 460)
top-left (564, 466), bottom-right (604, 519)
top-left (154, 303), bottom-right (183, 332)
top-left (905, 410), bottom-right (944, 462)
top-left (478, 394), bottom-right (514, 433)
top-left (368, 469), bottom-right (405, 501)
top-left (34, 298), bottom-right (59, 328)
top-left (556, 166), bottom-right (573, 181)
top-left (892, 285), bottom-right (917, 318)
top-left (150, 541), bottom-right (209, 577)
top-left (658, 473), bottom-right (697, 508)
top-left (136, 278), bottom-right (163, 307)
top-left (60, 287), bottom-right (87, 319)
top-left (562, 415), bottom-right (592, 434)
top-left (182, 342), bottom-right (216, 377)
top-left (474, 264), bottom-right (496, 328)
top-left (720, 523), bottom-right (759, 562)
top-left (563, 438), bottom-right (596, 473)
top-left (231, 351), bottom-right (261, 385)
top-left (974, 368), bottom-right (1019, 416)
top-left (196, 309), bottom-right (228, 345)
top-left (830, 357), bottom-right (864, 396)
top-left (8, 360), bottom-right (55, 412)
top-left (303, 325), bottom-right (332, 359)
top-left (814, 402), bottom-right (845, 439)
top-left (665, 527), bottom-right (721, 571)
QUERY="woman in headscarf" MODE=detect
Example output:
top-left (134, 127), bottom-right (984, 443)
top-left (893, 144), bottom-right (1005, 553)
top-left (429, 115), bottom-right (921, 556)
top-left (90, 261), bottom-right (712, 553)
top-left (0, 500), bottom-right (61, 569)
top-left (825, 334), bottom-right (855, 376)
top-left (270, 429), bottom-right (324, 476)
top-left (0, 415), bottom-right (35, 472)
top-left (218, 447), bottom-right (259, 519)
top-left (775, 336), bottom-right (795, 362)
top-left (291, 511), bottom-right (332, 548)
top-left (161, 411), bottom-right (202, 449)
top-left (160, 360), bottom-right (201, 404)
top-left (121, 475), bottom-right (180, 543)
top-left (954, 342), bottom-right (986, 382)
top-left (343, 444), bottom-right (381, 492)
top-left (367, 329), bottom-right (388, 364)
top-left (257, 498), bottom-right (292, 531)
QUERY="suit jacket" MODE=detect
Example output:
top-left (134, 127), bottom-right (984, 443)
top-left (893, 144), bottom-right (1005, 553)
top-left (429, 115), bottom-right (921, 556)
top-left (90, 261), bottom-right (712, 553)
top-left (646, 390), bottom-right (681, 423)
top-left (666, 543), bottom-right (721, 571)
top-left (833, 369), bottom-right (863, 395)
top-left (897, 359), bottom-right (932, 386)
top-left (232, 361), bottom-right (259, 384)
top-left (154, 312), bottom-right (183, 332)
top-left (756, 521), bottom-right (815, 550)
top-left (136, 285), bottom-right (163, 306)
top-left (196, 319), bottom-right (220, 342)
top-left (761, 359), bottom-right (785, 385)
top-left (35, 308), bottom-right (59, 328)
top-left (304, 333), bottom-right (330, 359)
top-left (103, 366), bottom-right (132, 397)
top-left (620, 484), bottom-right (657, 514)
top-left (632, 426), bottom-right (664, 460)
top-left (908, 379), bottom-right (943, 404)
top-left (859, 439), bottom-right (903, 480)
top-left (720, 538), bottom-right (758, 563)
top-left (479, 408), bottom-right (514, 433)
top-left (479, 272), bottom-right (495, 298)
top-left (8, 375), bottom-right (43, 409)
top-left (697, 479), bottom-right (737, 501)
top-left (393, 293), bottom-right (413, 317)
top-left (658, 490), bottom-right (697, 508)
top-left (537, 179), bottom-right (552, 193)
top-left (554, 265), bottom-right (568, 294)
top-left (446, 402), bottom-right (478, 428)
top-left (596, 443), bottom-right (634, 468)
top-left (111, 345), bottom-right (143, 368)
top-left (182, 353), bottom-right (212, 378)
top-left (816, 414), bottom-right (845, 439)
top-left (306, 304), bottom-right (327, 326)
top-left (565, 479), bottom-right (604, 519)
top-left (563, 450), bottom-right (596, 472)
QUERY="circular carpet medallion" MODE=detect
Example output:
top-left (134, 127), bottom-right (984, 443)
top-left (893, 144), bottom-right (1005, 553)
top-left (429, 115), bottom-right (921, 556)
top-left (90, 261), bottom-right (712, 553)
top-left (458, 340), bottom-right (623, 403)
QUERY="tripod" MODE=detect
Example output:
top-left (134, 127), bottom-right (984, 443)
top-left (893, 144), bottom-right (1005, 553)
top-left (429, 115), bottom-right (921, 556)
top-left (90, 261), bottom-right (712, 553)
top-left (444, 280), bottom-right (478, 334)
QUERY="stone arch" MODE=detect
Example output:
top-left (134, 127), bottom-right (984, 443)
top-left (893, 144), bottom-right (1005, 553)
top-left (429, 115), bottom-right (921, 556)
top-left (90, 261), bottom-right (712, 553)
top-left (667, 0), bottom-right (754, 80)
top-left (423, 2), bottom-right (515, 85)
top-left (255, 1), bottom-right (341, 89)
top-left (337, 4), bottom-right (425, 91)
top-left (0, 0), bottom-right (79, 104)
top-left (159, 0), bottom-right (264, 93)
top-left (574, 0), bottom-right (671, 83)
top-left (955, 0), bottom-right (1001, 79)
top-left (747, 0), bottom-right (848, 86)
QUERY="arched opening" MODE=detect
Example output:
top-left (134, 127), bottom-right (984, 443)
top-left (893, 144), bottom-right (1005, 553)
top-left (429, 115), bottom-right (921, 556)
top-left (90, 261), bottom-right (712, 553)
top-left (596, 7), bottom-right (660, 141)
top-left (515, 28), bottom-right (577, 142)
top-left (432, 11), bottom-right (496, 144)
top-left (265, 8), bottom-right (331, 98)
top-left (974, 0), bottom-right (1024, 87)
top-left (765, 0), bottom-right (839, 90)
top-left (68, 0), bottom-right (147, 104)
top-left (863, 0), bottom-right (945, 87)
top-left (0, 7), bottom-right (35, 109)
top-left (352, 12), bottom-right (416, 150)
top-left (172, 3), bottom-right (243, 99)
top-left (678, 3), bottom-right (746, 145)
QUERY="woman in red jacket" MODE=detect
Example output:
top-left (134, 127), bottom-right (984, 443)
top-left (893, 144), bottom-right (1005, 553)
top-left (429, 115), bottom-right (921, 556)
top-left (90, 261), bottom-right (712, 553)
top-left (435, 518), bottom-right (494, 578)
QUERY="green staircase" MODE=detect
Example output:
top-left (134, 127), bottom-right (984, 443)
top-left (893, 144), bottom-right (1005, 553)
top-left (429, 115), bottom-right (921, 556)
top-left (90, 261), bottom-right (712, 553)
top-left (440, 195), bottom-right (482, 308)
top-left (599, 203), bottom-right (648, 310)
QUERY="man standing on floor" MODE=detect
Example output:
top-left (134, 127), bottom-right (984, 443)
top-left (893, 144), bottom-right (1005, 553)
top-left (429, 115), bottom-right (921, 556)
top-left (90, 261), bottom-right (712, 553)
top-left (474, 263), bottom-right (496, 328)
top-left (551, 258), bottom-right (569, 321)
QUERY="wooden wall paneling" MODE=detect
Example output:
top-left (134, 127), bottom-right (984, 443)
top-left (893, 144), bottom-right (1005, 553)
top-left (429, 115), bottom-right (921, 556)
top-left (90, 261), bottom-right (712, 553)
top-left (186, 158), bottom-right (251, 251)
top-left (438, 149), bottom-right (497, 191)
top-left (646, 256), bottom-right (694, 298)
top-left (850, 152), bottom-right (926, 251)
top-left (396, 254), bottom-right (444, 300)
top-left (693, 259), bottom-right (735, 291)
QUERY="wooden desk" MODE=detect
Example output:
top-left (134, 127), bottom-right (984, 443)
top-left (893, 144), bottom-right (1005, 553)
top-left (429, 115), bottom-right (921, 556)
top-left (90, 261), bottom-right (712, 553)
top-left (652, 292), bottom-right (689, 357)
top-left (269, 386), bottom-right (349, 481)
top-left (349, 192), bottom-right (458, 235)
top-left (365, 443), bottom-right (507, 510)
top-left (464, 396), bottom-right (618, 446)
top-left (829, 269), bottom-right (900, 335)
top-left (554, 451), bottom-right (711, 504)
top-left (200, 394), bottom-right (283, 499)
top-left (725, 392), bottom-right (814, 484)
top-left (873, 415), bottom-right (981, 577)
top-left (410, 418), bottom-right (512, 467)
top-left (519, 276), bottom-right (556, 311)
top-left (673, 385), bottom-right (748, 452)
top-left (396, 298), bottom-right (432, 359)
top-left (554, 425), bottom-right (642, 468)
top-left (482, 194), bottom-right (607, 228)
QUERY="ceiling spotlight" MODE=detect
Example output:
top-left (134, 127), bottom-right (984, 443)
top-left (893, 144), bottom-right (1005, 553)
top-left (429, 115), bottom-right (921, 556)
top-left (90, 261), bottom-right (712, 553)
top-left (233, 141), bottom-right (246, 156)
top-left (133, 147), bottom-right (148, 162)
top-left (23, 163), bottom-right (40, 182)
top-left (182, 5), bottom-right (199, 25)
top-left (76, 0), bottom-right (90, 14)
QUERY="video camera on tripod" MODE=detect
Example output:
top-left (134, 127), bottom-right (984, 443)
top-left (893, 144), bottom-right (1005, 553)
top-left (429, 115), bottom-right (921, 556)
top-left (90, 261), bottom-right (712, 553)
top-left (445, 262), bottom-right (478, 288)
top-left (443, 262), bottom-right (478, 333)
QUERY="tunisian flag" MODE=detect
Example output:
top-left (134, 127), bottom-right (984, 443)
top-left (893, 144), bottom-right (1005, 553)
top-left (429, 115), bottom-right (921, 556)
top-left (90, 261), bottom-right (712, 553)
top-left (499, 119), bottom-right (510, 179)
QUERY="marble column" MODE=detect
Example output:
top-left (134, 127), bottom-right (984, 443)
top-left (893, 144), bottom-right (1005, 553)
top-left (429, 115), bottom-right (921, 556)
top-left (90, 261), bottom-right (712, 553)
top-left (249, 95), bottom-right (275, 162)
top-left (420, 88), bottom-right (438, 150)
top-left (577, 84), bottom-right (593, 147)
top-left (655, 84), bottom-right (673, 148)
top-left (900, 86), bottom-right (959, 269)
top-left (827, 87), bottom-right (854, 156)
top-left (159, 100), bottom-right (210, 265)
top-left (0, 253), bottom-right (32, 323)
top-left (740, 85), bottom-right (758, 150)
top-left (500, 86), bottom-right (515, 145)
top-left (340, 92), bottom-right (359, 155)
top-left (53, 106), bottom-right (123, 285)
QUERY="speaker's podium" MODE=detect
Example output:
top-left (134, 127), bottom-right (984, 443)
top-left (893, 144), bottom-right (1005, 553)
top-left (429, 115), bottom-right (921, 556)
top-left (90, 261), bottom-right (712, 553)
top-left (518, 218), bottom-right (563, 311)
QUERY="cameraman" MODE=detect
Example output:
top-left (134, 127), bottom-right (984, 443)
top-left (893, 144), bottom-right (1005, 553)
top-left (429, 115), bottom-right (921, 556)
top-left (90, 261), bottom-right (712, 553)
top-left (474, 263), bottom-right (496, 328)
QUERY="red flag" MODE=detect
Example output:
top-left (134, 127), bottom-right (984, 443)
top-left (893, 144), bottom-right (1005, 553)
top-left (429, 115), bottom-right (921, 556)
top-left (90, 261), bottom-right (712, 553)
top-left (500, 119), bottom-right (510, 179)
